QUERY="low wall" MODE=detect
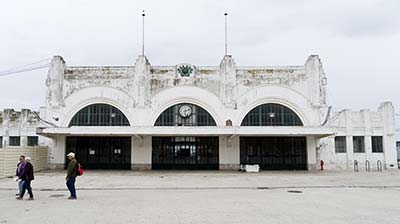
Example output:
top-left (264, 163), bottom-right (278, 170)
top-left (0, 147), bottom-right (49, 179)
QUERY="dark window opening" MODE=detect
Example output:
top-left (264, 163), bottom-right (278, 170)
top-left (9, 136), bottom-right (21, 146)
top-left (0, 136), bottom-right (3, 148)
top-left (353, 136), bottom-right (365, 153)
top-left (69, 104), bottom-right (130, 127)
top-left (27, 136), bottom-right (39, 146)
top-left (372, 136), bottom-right (383, 153)
top-left (152, 136), bottom-right (219, 170)
top-left (241, 103), bottom-right (303, 126)
top-left (240, 137), bottom-right (307, 170)
top-left (66, 136), bottom-right (131, 170)
top-left (155, 103), bottom-right (216, 126)
top-left (335, 136), bottom-right (347, 153)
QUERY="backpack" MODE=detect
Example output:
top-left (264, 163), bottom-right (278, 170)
top-left (77, 163), bottom-right (84, 176)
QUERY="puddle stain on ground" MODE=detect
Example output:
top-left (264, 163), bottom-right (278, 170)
top-left (49, 194), bottom-right (66, 198)
top-left (287, 190), bottom-right (303, 193)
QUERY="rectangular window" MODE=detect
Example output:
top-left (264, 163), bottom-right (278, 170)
top-left (9, 136), bottom-right (21, 146)
top-left (335, 136), bottom-right (346, 153)
top-left (353, 136), bottom-right (365, 153)
top-left (0, 136), bottom-right (3, 148)
top-left (27, 136), bottom-right (39, 146)
top-left (371, 136), bottom-right (383, 153)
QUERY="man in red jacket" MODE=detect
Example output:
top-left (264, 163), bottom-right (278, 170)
top-left (16, 157), bottom-right (34, 200)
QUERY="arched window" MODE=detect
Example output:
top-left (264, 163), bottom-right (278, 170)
top-left (241, 103), bottom-right (303, 126)
top-left (155, 103), bottom-right (216, 126)
top-left (69, 104), bottom-right (130, 126)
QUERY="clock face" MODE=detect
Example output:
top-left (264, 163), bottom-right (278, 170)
top-left (179, 105), bottom-right (192, 118)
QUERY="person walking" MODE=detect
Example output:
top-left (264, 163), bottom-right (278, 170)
top-left (66, 152), bottom-right (78, 199)
top-left (15, 155), bottom-right (26, 197)
top-left (16, 157), bottom-right (34, 200)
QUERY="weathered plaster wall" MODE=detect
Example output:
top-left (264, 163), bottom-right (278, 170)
top-left (39, 54), bottom-right (396, 171)
top-left (0, 109), bottom-right (46, 147)
top-left (319, 102), bottom-right (397, 170)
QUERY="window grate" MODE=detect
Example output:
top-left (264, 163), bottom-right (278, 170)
top-left (155, 103), bottom-right (216, 126)
top-left (9, 136), bottom-right (20, 146)
top-left (69, 104), bottom-right (130, 126)
top-left (372, 136), bottom-right (383, 153)
top-left (353, 136), bottom-right (365, 153)
top-left (27, 136), bottom-right (39, 146)
top-left (335, 136), bottom-right (347, 153)
top-left (241, 103), bottom-right (303, 126)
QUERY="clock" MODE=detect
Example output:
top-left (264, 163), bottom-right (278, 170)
top-left (179, 105), bottom-right (192, 118)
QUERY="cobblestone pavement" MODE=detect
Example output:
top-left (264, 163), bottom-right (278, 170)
top-left (1, 170), bottom-right (399, 224)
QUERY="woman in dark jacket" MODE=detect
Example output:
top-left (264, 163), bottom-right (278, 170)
top-left (16, 157), bottom-right (34, 200)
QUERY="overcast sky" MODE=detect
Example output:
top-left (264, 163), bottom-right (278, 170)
top-left (0, 0), bottom-right (399, 133)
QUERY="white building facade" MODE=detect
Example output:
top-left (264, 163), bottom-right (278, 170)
top-left (37, 55), bottom-right (398, 171)
top-left (1, 109), bottom-right (43, 148)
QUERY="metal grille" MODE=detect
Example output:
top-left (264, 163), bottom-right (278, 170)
top-left (154, 103), bottom-right (216, 126)
top-left (152, 136), bottom-right (219, 170)
top-left (27, 136), bottom-right (39, 146)
top-left (353, 136), bottom-right (365, 153)
top-left (9, 136), bottom-right (20, 146)
top-left (335, 136), bottom-right (347, 153)
top-left (241, 103), bottom-right (303, 126)
top-left (69, 104), bottom-right (130, 127)
top-left (372, 136), bottom-right (383, 153)
top-left (66, 136), bottom-right (131, 170)
top-left (240, 137), bottom-right (307, 170)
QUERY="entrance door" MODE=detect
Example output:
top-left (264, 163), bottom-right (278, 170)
top-left (152, 136), bottom-right (219, 170)
top-left (65, 136), bottom-right (131, 170)
top-left (240, 137), bottom-right (307, 170)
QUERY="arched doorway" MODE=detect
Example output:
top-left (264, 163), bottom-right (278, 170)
top-left (152, 103), bottom-right (219, 170)
top-left (240, 103), bottom-right (307, 170)
top-left (66, 104), bottom-right (131, 169)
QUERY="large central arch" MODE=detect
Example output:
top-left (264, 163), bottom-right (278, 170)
top-left (152, 102), bottom-right (219, 170)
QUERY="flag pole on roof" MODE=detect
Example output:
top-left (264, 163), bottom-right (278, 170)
top-left (224, 12), bottom-right (228, 56)
top-left (142, 10), bottom-right (145, 56)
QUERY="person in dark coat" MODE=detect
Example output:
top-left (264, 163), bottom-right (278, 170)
top-left (15, 155), bottom-right (26, 197)
top-left (16, 157), bottom-right (34, 200)
top-left (66, 152), bottom-right (78, 199)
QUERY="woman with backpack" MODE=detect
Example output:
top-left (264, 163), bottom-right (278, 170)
top-left (66, 152), bottom-right (80, 200)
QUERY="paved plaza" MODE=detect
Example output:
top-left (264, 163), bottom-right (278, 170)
top-left (1, 170), bottom-right (400, 224)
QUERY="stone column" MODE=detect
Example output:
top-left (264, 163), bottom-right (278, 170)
top-left (131, 135), bottom-right (152, 170)
top-left (344, 109), bottom-right (353, 170)
top-left (134, 55), bottom-right (151, 108)
top-left (379, 102), bottom-right (397, 168)
top-left (46, 56), bottom-right (65, 108)
top-left (361, 109), bottom-right (371, 163)
top-left (20, 109), bottom-right (30, 147)
top-left (219, 55), bottom-right (237, 108)
top-left (2, 109), bottom-right (11, 147)
top-left (305, 55), bottom-right (327, 106)
top-left (219, 135), bottom-right (240, 170)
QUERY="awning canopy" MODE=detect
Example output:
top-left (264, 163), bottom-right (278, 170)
top-left (37, 126), bottom-right (334, 138)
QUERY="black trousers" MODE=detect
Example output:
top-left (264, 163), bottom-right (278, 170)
top-left (21, 180), bottom-right (33, 198)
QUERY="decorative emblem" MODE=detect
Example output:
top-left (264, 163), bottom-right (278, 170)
top-left (179, 105), bottom-right (192, 118)
top-left (177, 64), bottom-right (194, 77)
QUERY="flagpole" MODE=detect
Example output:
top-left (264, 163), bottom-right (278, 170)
top-left (142, 10), bottom-right (145, 56)
top-left (224, 12), bottom-right (228, 56)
